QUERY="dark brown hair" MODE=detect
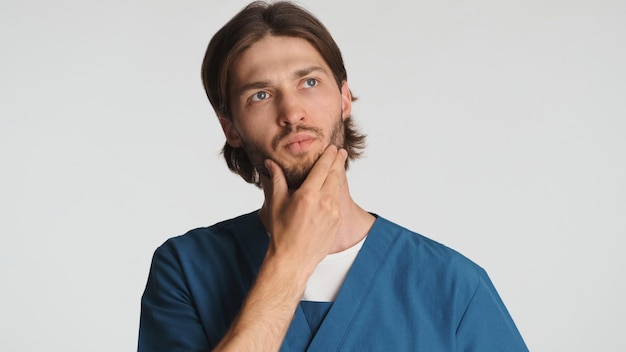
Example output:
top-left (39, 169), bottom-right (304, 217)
top-left (201, 1), bottom-right (366, 187)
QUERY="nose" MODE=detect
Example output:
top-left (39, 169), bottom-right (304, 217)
top-left (276, 91), bottom-right (306, 127)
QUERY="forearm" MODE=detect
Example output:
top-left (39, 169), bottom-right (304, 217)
top-left (213, 253), bottom-right (310, 352)
top-left (212, 148), bottom-right (347, 351)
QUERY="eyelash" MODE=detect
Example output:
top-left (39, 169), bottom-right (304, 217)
top-left (303, 78), bottom-right (318, 88)
top-left (251, 91), bottom-right (268, 102)
top-left (248, 78), bottom-right (320, 103)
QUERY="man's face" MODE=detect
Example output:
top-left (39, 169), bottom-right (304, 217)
top-left (222, 35), bottom-right (352, 190)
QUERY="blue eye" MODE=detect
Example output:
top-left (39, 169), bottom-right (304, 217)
top-left (251, 91), bottom-right (268, 102)
top-left (303, 78), bottom-right (318, 88)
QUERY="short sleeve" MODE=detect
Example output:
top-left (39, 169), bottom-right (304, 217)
top-left (455, 268), bottom-right (528, 352)
top-left (138, 242), bottom-right (210, 352)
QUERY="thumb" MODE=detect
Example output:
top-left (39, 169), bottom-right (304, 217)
top-left (265, 159), bottom-right (287, 199)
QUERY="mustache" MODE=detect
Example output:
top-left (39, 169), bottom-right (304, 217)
top-left (271, 125), bottom-right (324, 150)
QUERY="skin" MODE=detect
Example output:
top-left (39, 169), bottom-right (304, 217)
top-left (220, 35), bottom-right (348, 190)
top-left (214, 35), bottom-right (375, 351)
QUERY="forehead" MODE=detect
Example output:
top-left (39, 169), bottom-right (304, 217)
top-left (230, 35), bottom-right (331, 86)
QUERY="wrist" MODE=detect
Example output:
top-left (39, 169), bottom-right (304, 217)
top-left (260, 251), bottom-right (312, 293)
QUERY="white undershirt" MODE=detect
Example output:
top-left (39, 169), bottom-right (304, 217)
top-left (301, 236), bottom-right (367, 302)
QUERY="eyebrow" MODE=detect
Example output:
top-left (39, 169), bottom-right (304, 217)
top-left (237, 81), bottom-right (270, 96)
top-left (236, 65), bottom-right (328, 97)
top-left (294, 65), bottom-right (326, 79)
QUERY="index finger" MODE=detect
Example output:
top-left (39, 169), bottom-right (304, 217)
top-left (321, 147), bottom-right (348, 191)
top-left (299, 145), bottom-right (338, 191)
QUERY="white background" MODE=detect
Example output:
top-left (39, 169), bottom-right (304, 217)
top-left (1, 0), bottom-right (625, 350)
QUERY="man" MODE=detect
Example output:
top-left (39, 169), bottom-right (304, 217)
top-left (138, 1), bottom-right (528, 351)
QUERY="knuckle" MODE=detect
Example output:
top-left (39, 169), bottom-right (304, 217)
top-left (319, 196), bottom-right (338, 212)
top-left (297, 189), bottom-right (317, 203)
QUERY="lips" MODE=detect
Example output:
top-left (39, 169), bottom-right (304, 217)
top-left (281, 133), bottom-right (317, 154)
top-left (284, 133), bottom-right (315, 145)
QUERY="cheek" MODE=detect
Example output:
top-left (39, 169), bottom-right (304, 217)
top-left (306, 93), bottom-right (341, 119)
top-left (234, 106), bottom-right (278, 135)
top-left (236, 123), bottom-right (274, 148)
top-left (314, 88), bottom-right (339, 106)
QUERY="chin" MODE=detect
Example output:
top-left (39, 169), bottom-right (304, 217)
top-left (281, 155), bottom-right (319, 190)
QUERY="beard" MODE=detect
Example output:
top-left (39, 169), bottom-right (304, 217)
top-left (241, 114), bottom-right (345, 191)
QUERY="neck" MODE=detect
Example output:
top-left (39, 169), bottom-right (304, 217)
top-left (258, 177), bottom-right (375, 254)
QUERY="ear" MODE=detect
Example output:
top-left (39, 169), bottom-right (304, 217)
top-left (218, 117), bottom-right (243, 148)
top-left (340, 81), bottom-right (352, 120)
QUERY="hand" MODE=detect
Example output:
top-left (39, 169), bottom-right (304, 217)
top-left (213, 146), bottom-right (348, 351)
top-left (264, 145), bottom-right (349, 275)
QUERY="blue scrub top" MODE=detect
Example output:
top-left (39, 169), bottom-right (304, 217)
top-left (139, 211), bottom-right (528, 351)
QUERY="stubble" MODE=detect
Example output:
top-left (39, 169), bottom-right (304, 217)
top-left (242, 114), bottom-right (345, 191)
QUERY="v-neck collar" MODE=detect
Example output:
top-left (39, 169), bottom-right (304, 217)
top-left (287, 216), bottom-right (395, 351)
top-left (231, 211), bottom-right (396, 351)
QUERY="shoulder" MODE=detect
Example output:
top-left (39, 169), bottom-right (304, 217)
top-left (366, 215), bottom-right (498, 319)
top-left (159, 211), bottom-right (258, 248)
top-left (153, 210), bottom-right (261, 264)
top-left (372, 215), bottom-right (479, 265)
top-left (369, 215), bottom-right (486, 289)
top-left (359, 215), bottom-right (528, 350)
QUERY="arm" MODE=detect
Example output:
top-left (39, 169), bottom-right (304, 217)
top-left (212, 253), bottom-right (307, 351)
top-left (214, 146), bottom-right (348, 351)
